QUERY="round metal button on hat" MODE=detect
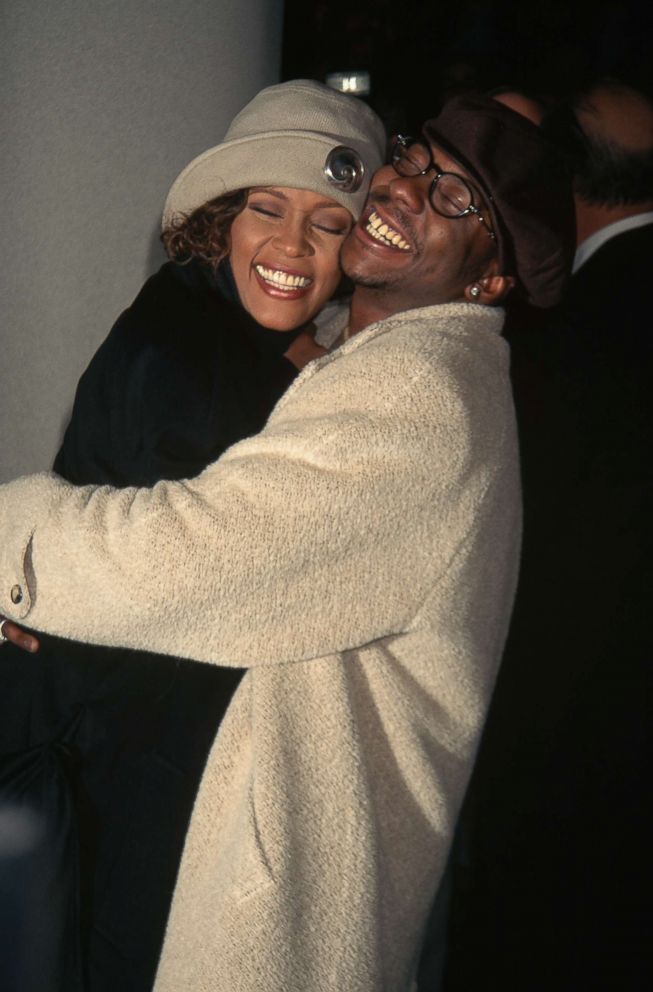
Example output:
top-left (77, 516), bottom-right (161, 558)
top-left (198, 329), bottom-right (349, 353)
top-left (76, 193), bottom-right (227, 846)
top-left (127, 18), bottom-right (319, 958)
top-left (10, 584), bottom-right (23, 605)
top-left (323, 146), bottom-right (365, 193)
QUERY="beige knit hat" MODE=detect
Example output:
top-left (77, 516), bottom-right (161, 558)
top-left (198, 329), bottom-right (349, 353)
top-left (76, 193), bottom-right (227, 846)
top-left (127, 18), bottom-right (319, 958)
top-left (162, 80), bottom-right (386, 228)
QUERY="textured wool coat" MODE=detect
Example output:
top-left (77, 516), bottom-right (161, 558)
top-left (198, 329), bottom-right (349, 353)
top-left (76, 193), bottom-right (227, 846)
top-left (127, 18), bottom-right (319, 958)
top-left (0, 302), bottom-right (520, 992)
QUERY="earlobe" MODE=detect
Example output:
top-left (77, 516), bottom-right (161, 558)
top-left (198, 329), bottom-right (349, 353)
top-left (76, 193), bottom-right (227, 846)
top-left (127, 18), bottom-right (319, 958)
top-left (467, 274), bottom-right (515, 305)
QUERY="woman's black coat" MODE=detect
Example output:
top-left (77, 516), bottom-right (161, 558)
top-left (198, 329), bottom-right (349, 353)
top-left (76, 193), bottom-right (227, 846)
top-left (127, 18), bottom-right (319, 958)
top-left (0, 259), bottom-right (300, 992)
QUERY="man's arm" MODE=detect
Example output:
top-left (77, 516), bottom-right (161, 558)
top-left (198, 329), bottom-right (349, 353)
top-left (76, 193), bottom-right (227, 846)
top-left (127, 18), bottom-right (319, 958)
top-left (0, 326), bottom-right (503, 668)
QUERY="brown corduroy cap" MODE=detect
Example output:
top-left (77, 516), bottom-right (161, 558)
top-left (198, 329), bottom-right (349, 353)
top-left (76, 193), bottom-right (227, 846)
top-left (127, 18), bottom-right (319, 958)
top-left (424, 94), bottom-right (576, 307)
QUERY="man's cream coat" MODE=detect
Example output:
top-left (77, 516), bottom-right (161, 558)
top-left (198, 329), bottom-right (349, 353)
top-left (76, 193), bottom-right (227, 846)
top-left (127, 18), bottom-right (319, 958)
top-left (0, 302), bottom-right (520, 991)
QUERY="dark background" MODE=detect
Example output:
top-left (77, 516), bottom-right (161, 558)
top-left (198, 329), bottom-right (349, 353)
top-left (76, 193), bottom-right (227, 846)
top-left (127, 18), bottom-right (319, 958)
top-left (282, 0), bottom-right (653, 133)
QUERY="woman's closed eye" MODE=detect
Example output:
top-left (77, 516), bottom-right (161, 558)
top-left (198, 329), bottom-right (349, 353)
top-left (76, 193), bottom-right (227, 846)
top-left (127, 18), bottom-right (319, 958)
top-left (249, 204), bottom-right (283, 219)
top-left (312, 220), bottom-right (350, 236)
top-left (311, 210), bottom-right (353, 236)
top-left (246, 197), bottom-right (352, 237)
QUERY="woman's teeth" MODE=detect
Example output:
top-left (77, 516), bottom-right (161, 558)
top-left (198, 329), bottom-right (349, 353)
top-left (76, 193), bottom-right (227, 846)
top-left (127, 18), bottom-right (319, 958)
top-left (255, 266), bottom-right (312, 290)
top-left (365, 210), bottom-right (410, 250)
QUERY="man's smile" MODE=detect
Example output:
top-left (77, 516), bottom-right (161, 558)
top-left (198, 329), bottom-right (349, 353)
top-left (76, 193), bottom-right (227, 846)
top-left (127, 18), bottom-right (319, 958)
top-left (362, 208), bottom-right (412, 251)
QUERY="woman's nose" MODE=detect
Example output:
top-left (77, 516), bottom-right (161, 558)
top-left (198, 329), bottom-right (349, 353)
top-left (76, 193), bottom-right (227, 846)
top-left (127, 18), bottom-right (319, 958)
top-left (272, 218), bottom-right (313, 257)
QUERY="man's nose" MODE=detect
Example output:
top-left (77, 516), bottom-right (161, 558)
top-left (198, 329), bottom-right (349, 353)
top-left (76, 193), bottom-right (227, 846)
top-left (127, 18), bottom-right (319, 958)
top-left (272, 218), bottom-right (313, 257)
top-left (388, 172), bottom-right (429, 214)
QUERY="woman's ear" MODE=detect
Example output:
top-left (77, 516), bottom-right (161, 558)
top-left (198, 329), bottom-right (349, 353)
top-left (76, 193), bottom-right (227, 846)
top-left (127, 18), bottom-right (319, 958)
top-left (465, 273), bottom-right (515, 305)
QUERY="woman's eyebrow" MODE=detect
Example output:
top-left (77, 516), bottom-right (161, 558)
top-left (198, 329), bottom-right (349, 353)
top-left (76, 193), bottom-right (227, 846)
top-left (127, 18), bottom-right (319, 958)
top-left (249, 188), bottom-right (348, 210)
top-left (250, 187), bottom-right (289, 200)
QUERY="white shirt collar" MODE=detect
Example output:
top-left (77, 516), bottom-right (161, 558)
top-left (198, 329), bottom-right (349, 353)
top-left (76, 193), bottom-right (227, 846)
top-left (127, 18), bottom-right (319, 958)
top-left (573, 212), bottom-right (653, 274)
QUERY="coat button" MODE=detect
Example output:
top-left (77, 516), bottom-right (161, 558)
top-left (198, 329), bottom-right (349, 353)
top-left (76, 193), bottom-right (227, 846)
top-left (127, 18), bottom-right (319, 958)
top-left (10, 584), bottom-right (23, 605)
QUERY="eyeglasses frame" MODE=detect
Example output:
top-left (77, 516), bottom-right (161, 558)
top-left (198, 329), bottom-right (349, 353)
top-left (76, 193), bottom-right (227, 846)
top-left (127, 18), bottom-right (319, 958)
top-left (391, 134), bottom-right (496, 241)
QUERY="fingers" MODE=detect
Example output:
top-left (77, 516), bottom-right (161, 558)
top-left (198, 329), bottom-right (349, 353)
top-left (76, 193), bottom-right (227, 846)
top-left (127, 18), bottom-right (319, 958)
top-left (0, 617), bottom-right (40, 653)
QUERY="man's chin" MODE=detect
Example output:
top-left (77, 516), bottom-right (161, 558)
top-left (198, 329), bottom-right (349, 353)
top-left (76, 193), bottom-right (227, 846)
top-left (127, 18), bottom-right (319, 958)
top-left (341, 250), bottom-right (392, 292)
top-left (346, 273), bottom-right (392, 291)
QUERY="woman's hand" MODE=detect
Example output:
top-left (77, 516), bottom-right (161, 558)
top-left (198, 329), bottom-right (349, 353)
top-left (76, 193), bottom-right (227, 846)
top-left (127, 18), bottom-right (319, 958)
top-left (0, 616), bottom-right (40, 653)
top-left (284, 331), bottom-right (328, 371)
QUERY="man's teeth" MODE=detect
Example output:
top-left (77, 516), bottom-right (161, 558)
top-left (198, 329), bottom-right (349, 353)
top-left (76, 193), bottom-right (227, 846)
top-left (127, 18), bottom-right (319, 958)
top-left (365, 210), bottom-right (410, 250)
top-left (255, 266), bottom-right (312, 290)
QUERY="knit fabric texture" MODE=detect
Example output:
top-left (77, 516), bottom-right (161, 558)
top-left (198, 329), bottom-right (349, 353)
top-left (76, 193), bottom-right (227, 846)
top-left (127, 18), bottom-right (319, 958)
top-left (0, 302), bottom-right (520, 991)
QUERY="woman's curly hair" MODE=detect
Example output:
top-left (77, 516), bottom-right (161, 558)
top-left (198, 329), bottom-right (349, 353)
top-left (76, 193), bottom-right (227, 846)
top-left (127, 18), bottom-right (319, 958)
top-left (161, 189), bottom-right (248, 271)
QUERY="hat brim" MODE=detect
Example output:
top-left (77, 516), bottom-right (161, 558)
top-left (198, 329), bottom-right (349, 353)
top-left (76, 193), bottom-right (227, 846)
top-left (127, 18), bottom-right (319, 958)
top-left (162, 132), bottom-right (379, 228)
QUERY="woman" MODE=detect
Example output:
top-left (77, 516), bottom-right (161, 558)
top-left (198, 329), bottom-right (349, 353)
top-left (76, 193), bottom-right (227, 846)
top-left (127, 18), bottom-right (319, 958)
top-left (0, 79), bottom-right (384, 992)
top-left (56, 79), bottom-right (384, 487)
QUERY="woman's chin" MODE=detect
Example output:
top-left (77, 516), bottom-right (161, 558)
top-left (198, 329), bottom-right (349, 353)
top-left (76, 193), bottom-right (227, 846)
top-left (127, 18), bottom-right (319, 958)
top-left (246, 297), bottom-right (322, 332)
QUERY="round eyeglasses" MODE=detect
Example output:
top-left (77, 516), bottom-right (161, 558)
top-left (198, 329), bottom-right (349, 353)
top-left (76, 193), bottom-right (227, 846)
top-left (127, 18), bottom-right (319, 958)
top-left (390, 135), bottom-right (496, 240)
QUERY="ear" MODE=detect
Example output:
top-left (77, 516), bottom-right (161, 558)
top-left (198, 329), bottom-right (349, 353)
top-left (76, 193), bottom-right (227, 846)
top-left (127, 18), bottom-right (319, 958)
top-left (464, 273), bottom-right (515, 305)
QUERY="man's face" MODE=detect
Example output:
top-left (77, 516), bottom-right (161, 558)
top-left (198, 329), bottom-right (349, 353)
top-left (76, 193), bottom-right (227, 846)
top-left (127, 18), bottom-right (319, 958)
top-left (341, 138), bottom-right (497, 310)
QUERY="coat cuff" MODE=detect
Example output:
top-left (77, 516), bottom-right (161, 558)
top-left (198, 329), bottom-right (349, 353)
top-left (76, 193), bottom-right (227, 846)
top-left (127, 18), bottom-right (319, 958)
top-left (0, 473), bottom-right (56, 620)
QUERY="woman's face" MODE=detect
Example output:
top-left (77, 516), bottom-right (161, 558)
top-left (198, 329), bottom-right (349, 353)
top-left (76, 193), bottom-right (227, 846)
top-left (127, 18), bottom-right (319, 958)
top-left (229, 186), bottom-right (353, 331)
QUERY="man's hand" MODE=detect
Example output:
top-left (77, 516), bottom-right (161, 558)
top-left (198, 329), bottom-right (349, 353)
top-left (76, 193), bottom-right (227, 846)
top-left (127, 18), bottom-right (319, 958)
top-left (0, 616), bottom-right (40, 653)
top-left (284, 331), bottom-right (328, 371)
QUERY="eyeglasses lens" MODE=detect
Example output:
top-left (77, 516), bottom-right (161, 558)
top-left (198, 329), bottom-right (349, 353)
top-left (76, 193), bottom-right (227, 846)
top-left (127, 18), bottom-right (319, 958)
top-left (433, 174), bottom-right (472, 217)
top-left (392, 139), bottom-right (430, 176)
top-left (392, 139), bottom-right (473, 217)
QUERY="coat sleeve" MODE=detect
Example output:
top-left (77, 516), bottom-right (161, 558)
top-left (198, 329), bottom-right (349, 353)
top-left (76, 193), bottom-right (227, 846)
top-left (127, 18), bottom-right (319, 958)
top-left (51, 310), bottom-right (162, 487)
top-left (0, 331), bottom-right (498, 668)
top-left (52, 291), bottom-right (228, 488)
top-left (52, 261), bottom-right (300, 489)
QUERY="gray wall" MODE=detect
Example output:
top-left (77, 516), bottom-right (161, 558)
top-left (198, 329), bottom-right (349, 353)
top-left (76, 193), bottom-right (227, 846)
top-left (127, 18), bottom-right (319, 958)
top-left (1, 0), bottom-right (283, 482)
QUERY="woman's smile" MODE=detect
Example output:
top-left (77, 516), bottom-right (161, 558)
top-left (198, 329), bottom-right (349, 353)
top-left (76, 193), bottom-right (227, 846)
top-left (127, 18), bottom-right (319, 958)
top-left (253, 263), bottom-right (314, 296)
top-left (229, 186), bottom-right (352, 331)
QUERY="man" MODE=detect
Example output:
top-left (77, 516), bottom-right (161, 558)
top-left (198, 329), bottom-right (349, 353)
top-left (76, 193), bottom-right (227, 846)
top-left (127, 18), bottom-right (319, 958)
top-left (452, 81), bottom-right (653, 991)
top-left (0, 96), bottom-right (573, 991)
